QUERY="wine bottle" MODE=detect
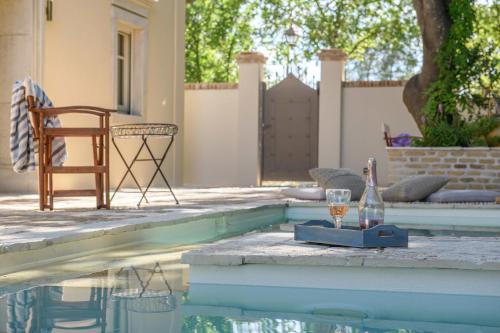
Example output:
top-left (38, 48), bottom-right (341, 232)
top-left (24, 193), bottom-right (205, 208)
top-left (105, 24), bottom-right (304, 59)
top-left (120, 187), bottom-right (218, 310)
top-left (358, 158), bottom-right (384, 229)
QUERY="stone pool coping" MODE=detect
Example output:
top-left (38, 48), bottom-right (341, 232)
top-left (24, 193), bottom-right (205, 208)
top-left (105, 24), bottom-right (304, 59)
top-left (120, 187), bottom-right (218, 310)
top-left (3, 200), bottom-right (498, 255)
top-left (182, 232), bottom-right (500, 271)
top-left (291, 201), bottom-right (500, 209)
top-left (0, 187), bottom-right (498, 259)
top-left (0, 202), bottom-right (285, 254)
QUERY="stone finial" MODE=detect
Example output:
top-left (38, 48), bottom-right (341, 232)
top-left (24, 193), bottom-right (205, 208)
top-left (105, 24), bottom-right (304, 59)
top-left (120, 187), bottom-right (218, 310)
top-left (318, 49), bottom-right (348, 61)
top-left (236, 52), bottom-right (267, 64)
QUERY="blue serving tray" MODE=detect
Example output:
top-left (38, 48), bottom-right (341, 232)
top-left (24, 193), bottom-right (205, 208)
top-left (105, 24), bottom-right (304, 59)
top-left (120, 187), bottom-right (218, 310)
top-left (294, 220), bottom-right (408, 248)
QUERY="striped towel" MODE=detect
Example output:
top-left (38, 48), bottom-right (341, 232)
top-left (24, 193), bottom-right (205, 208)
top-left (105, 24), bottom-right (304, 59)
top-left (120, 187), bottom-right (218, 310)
top-left (10, 77), bottom-right (67, 173)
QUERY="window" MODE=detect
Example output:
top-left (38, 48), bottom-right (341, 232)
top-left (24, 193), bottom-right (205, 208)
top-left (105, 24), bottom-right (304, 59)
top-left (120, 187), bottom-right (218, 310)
top-left (112, 4), bottom-right (148, 116)
top-left (117, 30), bottom-right (132, 113)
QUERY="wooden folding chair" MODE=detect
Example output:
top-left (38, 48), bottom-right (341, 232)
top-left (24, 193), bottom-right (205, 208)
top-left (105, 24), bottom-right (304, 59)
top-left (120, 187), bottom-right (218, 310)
top-left (27, 95), bottom-right (115, 210)
top-left (382, 122), bottom-right (422, 147)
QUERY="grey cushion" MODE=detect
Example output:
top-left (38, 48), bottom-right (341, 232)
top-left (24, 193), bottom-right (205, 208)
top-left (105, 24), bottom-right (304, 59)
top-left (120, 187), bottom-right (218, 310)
top-left (309, 168), bottom-right (365, 200)
top-left (281, 187), bottom-right (326, 200)
top-left (382, 176), bottom-right (449, 202)
top-left (426, 190), bottom-right (500, 203)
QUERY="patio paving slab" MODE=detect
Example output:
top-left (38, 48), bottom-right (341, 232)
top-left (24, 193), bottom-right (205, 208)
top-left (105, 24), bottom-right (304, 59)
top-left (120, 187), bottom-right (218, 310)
top-left (182, 232), bottom-right (500, 271)
top-left (0, 186), bottom-right (498, 257)
top-left (0, 187), bottom-right (287, 253)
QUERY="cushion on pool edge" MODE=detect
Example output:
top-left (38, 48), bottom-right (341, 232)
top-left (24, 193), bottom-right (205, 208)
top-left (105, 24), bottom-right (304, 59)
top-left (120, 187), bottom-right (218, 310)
top-left (382, 175), bottom-right (449, 202)
top-left (426, 190), bottom-right (500, 203)
top-left (281, 187), bottom-right (326, 200)
top-left (309, 168), bottom-right (364, 200)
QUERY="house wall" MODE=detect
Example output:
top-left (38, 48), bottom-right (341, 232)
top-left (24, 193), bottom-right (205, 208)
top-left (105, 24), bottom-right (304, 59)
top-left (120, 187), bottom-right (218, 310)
top-left (0, 0), bottom-right (185, 194)
top-left (0, 0), bottom-right (43, 193)
top-left (184, 84), bottom-right (240, 186)
top-left (42, 0), bottom-right (184, 195)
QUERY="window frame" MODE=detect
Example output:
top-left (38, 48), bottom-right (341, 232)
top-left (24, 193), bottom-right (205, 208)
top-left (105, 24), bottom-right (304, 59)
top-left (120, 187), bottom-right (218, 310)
top-left (112, 5), bottom-right (148, 117)
top-left (116, 28), bottom-right (132, 113)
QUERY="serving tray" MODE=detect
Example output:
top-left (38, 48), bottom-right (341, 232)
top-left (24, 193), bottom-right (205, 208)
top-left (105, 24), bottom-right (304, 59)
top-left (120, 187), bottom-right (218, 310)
top-left (294, 220), bottom-right (408, 248)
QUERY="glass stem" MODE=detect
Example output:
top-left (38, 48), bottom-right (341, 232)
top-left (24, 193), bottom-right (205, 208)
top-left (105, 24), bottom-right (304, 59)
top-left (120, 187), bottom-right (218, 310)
top-left (334, 217), bottom-right (342, 229)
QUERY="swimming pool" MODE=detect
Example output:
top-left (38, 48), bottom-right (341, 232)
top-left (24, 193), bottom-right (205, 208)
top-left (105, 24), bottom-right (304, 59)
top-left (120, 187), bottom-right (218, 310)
top-left (1, 203), bottom-right (499, 332)
top-left (0, 237), bottom-right (499, 333)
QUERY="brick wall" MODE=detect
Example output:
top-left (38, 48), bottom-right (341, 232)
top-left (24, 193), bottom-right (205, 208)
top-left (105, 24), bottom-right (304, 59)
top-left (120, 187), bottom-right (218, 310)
top-left (387, 147), bottom-right (500, 190)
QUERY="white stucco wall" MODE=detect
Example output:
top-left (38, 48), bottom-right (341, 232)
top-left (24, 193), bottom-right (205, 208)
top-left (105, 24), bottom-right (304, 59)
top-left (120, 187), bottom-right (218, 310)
top-left (41, 0), bottom-right (185, 192)
top-left (0, 0), bottom-right (184, 194)
top-left (0, 0), bottom-right (43, 193)
top-left (184, 82), bottom-right (420, 187)
top-left (341, 86), bottom-right (421, 185)
top-left (184, 87), bottom-right (239, 187)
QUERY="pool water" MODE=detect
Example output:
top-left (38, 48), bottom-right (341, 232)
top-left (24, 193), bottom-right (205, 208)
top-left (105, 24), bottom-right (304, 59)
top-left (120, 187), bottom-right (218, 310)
top-left (0, 241), bottom-right (498, 333)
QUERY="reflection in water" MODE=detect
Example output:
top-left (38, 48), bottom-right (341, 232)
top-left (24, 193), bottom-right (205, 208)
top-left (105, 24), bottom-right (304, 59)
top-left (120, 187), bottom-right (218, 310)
top-left (0, 259), bottom-right (498, 333)
top-left (111, 262), bottom-right (176, 314)
top-left (0, 262), bottom-right (181, 333)
top-left (6, 286), bottom-right (106, 333)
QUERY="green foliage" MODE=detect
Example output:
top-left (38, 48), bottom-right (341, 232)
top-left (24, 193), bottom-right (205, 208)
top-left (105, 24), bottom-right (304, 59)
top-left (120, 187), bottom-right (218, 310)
top-left (185, 0), bottom-right (256, 82)
top-left (185, 0), bottom-right (498, 90)
top-left (182, 315), bottom-right (233, 333)
top-left (258, 0), bottom-right (421, 80)
top-left (418, 0), bottom-right (500, 147)
top-left (186, 0), bottom-right (421, 82)
top-left (414, 116), bottom-right (499, 147)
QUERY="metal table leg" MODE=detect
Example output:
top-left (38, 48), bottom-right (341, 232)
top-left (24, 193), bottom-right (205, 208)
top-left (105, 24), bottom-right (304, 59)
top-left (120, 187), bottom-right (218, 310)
top-left (111, 138), bottom-right (149, 204)
top-left (137, 136), bottom-right (179, 206)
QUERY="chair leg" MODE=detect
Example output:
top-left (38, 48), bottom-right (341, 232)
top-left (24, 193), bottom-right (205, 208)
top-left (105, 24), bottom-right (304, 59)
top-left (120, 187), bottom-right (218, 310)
top-left (99, 134), bottom-right (104, 207)
top-left (38, 136), bottom-right (44, 211)
top-left (48, 138), bottom-right (54, 210)
top-left (92, 136), bottom-right (102, 209)
top-left (105, 115), bottom-right (110, 209)
top-left (42, 141), bottom-right (49, 210)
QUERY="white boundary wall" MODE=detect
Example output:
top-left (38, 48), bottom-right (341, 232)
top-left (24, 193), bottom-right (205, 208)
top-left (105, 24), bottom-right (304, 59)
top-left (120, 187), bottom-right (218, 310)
top-left (184, 78), bottom-right (420, 187)
top-left (341, 83), bottom-right (421, 183)
top-left (184, 84), bottom-right (240, 186)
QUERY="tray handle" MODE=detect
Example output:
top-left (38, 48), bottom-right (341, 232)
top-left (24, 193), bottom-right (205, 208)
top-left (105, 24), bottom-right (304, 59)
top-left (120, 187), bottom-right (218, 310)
top-left (364, 224), bottom-right (406, 239)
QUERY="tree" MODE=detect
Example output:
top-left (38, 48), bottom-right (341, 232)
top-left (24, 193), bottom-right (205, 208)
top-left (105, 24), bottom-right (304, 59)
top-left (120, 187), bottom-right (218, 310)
top-left (402, 0), bottom-right (452, 130)
top-left (404, 0), bottom-right (499, 146)
top-left (186, 0), bottom-right (421, 82)
top-left (185, 0), bottom-right (256, 82)
top-left (258, 0), bottom-right (421, 81)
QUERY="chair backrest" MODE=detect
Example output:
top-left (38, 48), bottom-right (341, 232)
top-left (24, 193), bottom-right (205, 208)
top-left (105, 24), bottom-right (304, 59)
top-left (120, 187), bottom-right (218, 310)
top-left (381, 122), bottom-right (392, 147)
top-left (26, 96), bottom-right (41, 139)
top-left (24, 78), bottom-right (41, 140)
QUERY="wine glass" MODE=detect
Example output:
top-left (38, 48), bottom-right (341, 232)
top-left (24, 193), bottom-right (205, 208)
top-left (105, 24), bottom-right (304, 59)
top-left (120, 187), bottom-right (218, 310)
top-left (326, 189), bottom-right (351, 229)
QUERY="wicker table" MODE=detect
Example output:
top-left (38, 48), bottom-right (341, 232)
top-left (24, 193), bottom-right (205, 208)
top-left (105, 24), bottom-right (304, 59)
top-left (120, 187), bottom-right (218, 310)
top-left (110, 123), bottom-right (179, 207)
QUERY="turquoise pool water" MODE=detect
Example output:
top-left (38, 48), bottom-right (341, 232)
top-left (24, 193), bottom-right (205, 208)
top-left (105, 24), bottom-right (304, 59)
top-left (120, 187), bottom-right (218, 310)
top-left (1, 251), bottom-right (499, 333)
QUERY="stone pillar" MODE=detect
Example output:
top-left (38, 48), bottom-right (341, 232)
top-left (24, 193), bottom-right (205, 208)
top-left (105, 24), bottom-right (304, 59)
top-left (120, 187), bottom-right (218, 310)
top-left (236, 52), bottom-right (266, 186)
top-left (318, 49), bottom-right (347, 169)
top-left (172, 0), bottom-right (185, 186)
top-left (0, 0), bottom-right (44, 193)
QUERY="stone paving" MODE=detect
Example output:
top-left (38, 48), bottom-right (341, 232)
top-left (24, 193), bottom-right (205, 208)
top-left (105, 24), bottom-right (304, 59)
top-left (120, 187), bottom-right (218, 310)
top-left (182, 231), bottom-right (500, 271)
top-left (1, 186), bottom-right (499, 256)
top-left (0, 187), bottom-right (288, 252)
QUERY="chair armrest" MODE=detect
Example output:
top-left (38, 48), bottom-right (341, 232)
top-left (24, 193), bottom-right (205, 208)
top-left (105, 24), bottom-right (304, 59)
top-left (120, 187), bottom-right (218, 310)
top-left (30, 106), bottom-right (116, 117)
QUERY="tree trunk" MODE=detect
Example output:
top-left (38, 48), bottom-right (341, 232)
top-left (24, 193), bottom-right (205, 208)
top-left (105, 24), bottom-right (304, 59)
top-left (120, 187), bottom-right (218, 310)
top-left (403, 0), bottom-right (451, 131)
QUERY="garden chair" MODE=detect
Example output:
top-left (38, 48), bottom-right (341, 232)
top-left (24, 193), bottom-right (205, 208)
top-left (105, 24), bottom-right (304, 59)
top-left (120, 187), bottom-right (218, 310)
top-left (382, 122), bottom-right (422, 147)
top-left (26, 83), bottom-right (115, 210)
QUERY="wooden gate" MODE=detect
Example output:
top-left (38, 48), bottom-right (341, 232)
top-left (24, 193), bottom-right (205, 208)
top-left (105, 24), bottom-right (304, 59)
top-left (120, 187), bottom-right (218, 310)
top-left (262, 74), bottom-right (319, 181)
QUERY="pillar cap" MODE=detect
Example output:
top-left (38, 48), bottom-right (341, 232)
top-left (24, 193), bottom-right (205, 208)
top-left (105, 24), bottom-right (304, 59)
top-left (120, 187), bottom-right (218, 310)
top-left (236, 52), bottom-right (267, 64)
top-left (318, 49), bottom-right (348, 61)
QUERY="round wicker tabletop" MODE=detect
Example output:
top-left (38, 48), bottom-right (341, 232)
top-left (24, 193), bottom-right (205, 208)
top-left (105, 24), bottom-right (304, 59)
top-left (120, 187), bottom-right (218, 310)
top-left (111, 123), bottom-right (178, 138)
